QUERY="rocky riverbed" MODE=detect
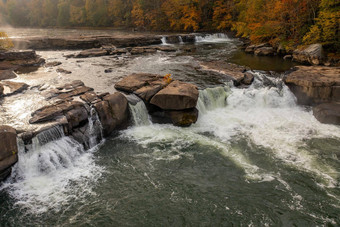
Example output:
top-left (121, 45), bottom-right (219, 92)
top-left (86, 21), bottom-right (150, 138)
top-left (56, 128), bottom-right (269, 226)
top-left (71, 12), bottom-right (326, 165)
top-left (1, 31), bottom-right (339, 226)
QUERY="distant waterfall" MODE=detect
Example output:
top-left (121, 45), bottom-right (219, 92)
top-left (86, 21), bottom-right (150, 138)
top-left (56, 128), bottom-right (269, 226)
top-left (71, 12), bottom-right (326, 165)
top-left (178, 36), bottom-right (184, 44)
top-left (195, 33), bottom-right (231, 43)
top-left (161, 37), bottom-right (168, 45)
top-left (197, 86), bottom-right (231, 114)
top-left (129, 101), bottom-right (151, 126)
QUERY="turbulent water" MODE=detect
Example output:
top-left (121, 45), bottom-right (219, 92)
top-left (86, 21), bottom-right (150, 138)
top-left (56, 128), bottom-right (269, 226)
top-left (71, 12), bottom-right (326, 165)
top-left (0, 29), bottom-right (339, 226)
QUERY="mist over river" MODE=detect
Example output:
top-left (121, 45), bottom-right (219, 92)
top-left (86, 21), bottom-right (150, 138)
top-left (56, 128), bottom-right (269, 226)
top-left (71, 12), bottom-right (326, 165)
top-left (0, 29), bottom-right (339, 226)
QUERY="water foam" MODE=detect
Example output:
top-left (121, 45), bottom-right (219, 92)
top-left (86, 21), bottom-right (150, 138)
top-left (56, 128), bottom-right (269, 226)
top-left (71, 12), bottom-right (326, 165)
top-left (1, 127), bottom-right (103, 214)
top-left (195, 33), bottom-right (232, 43)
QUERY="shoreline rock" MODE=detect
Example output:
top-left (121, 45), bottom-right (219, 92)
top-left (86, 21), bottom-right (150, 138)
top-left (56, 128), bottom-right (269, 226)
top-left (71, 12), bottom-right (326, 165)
top-left (0, 126), bottom-right (18, 182)
top-left (313, 103), bottom-right (340, 125)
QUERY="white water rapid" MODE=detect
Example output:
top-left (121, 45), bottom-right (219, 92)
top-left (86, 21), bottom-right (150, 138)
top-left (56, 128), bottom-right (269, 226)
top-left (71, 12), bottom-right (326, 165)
top-left (1, 126), bottom-right (103, 213)
top-left (195, 33), bottom-right (232, 43)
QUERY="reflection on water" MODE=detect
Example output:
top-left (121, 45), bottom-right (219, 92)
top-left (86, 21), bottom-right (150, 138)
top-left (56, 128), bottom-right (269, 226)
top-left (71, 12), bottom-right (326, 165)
top-left (229, 50), bottom-right (298, 72)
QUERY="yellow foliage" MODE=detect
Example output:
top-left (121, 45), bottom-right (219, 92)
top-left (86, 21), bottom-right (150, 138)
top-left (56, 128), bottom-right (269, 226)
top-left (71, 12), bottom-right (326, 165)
top-left (163, 74), bottom-right (173, 84)
top-left (0, 32), bottom-right (14, 50)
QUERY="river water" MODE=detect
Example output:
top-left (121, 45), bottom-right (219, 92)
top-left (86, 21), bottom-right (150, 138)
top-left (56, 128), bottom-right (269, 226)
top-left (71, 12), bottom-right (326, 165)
top-left (0, 29), bottom-right (339, 226)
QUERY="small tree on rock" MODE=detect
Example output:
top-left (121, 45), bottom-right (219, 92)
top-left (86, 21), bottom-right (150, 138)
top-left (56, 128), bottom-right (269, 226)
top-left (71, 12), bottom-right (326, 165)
top-left (0, 32), bottom-right (14, 51)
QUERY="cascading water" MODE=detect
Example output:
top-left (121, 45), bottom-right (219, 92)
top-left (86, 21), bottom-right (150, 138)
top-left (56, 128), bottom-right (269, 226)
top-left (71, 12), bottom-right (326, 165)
top-left (195, 33), bottom-right (231, 43)
top-left (86, 107), bottom-right (104, 149)
top-left (178, 36), bottom-right (184, 44)
top-left (161, 36), bottom-right (168, 45)
top-left (129, 101), bottom-right (151, 126)
top-left (1, 126), bottom-right (103, 214)
top-left (196, 86), bottom-right (231, 114)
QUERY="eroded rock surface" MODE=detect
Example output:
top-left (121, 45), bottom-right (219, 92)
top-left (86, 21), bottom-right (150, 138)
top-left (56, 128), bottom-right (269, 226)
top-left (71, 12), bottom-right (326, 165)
top-left (200, 61), bottom-right (254, 86)
top-left (0, 126), bottom-right (18, 181)
top-left (313, 103), bottom-right (340, 125)
top-left (284, 66), bottom-right (340, 105)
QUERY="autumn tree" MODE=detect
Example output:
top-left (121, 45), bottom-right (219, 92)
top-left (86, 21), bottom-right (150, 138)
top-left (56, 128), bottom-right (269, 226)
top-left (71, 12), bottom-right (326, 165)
top-left (303, 0), bottom-right (340, 50)
top-left (0, 32), bottom-right (14, 50)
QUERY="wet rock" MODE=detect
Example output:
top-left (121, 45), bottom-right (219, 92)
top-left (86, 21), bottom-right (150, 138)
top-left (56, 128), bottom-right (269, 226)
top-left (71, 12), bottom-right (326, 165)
top-left (150, 80), bottom-right (199, 110)
top-left (45, 61), bottom-right (62, 67)
top-left (0, 81), bottom-right (29, 96)
top-left (200, 61), bottom-right (252, 86)
top-left (0, 50), bottom-right (37, 61)
top-left (283, 55), bottom-right (293, 60)
top-left (313, 103), bottom-right (340, 125)
top-left (293, 44), bottom-right (324, 65)
top-left (75, 48), bottom-right (108, 58)
top-left (110, 48), bottom-right (128, 55)
top-left (0, 50), bottom-right (45, 71)
top-left (104, 68), bottom-right (113, 73)
top-left (65, 105), bottom-right (89, 129)
top-left (56, 68), bottom-right (72, 74)
top-left (0, 125), bottom-right (18, 182)
top-left (151, 108), bottom-right (198, 127)
top-left (134, 80), bottom-right (168, 102)
top-left (254, 47), bottom-right (275, 56)
top-left (284, 66), bottom-right (340, 105)
top-left (80, 91), bottom-right (101, 104)
top-left (0, 84), bottom-right (3, 96)
top-left (0, 70), bottom-right (17, 80)
top-left (243, 72), bottom-right (255, 85)
top-left (245, 43), bottom-right (271, 54)
top-left (115, 73), bottom-right (163, 93)
top-left (94, 92), bottom-right (129, 136)
top-left (29, 100), bottom-right (84, 124)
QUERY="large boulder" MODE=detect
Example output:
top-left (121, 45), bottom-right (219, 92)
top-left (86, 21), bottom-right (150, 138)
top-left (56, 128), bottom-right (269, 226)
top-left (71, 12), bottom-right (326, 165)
top-left (284, 66), bottom-right (340, 105)
top-left (0, 126), bottom-right (18, 181)
top-left (94, 92), bottom-right (129, 136)
top-left (293, 44), bottom-right (324, 65)
top-left (150, 81), bottom-right (199, 110)
top-left (115, 73), bottom-right (163, 93)
top-left (254, 47), bottom-right (275, 56)
top-left (313, 103), bottom-right (340, 125)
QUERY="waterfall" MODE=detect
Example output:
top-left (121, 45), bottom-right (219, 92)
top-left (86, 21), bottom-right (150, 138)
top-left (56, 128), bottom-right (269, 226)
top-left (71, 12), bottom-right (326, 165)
top-left (4, 126), bottom-right (102, 213)
top-left (195, 33), bottom-right (231, 43)
top-left (161, 36), bottom-right (168, 45)
top-left (129, 101), bottom-right (151, 126)
top-left (197, 86), bottom-right (231, 114)
top-left (86, 107), bottom-right (104, 149)
top-left (178, 36), bottom-right (184, 44)
top-left (32, 126), bottom-right (65, 149)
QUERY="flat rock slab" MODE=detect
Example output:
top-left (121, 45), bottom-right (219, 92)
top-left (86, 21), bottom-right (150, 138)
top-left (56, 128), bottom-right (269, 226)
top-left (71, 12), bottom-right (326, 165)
top-left (115, 73), bottom-right (163, 93)
top-left (150, 80), bottom-right (199, 110)
top-left (0, 70), bottom-right (17, 80)
top-left (200, 61), bottom-right (253, 86)
top-left (0, 81), bottom-right (29, 96)
top-left (75, 48), bottom-right (108, 58)
top-left (313, 102), bottom-right (340, 125)
top-left (284, 66), bottom-right (340, 104)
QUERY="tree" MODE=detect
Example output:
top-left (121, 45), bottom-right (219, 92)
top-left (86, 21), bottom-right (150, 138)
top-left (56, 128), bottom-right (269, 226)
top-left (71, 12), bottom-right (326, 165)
top-left (0, 32), bottom-right (14, 50)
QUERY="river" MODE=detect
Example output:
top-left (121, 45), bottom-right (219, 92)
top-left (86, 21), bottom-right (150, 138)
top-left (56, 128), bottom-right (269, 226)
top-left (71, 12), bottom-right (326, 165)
top-left (0, 29), bottom-right (339, 226)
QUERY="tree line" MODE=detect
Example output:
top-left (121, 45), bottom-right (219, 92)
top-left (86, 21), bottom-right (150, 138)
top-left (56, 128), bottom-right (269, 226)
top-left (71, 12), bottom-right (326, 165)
top-left (0, 0), bottom-right (338, 50)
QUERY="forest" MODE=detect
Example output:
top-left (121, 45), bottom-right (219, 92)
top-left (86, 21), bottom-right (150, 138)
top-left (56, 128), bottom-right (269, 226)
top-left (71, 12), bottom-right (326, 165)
top-left (0, 0), bottom-right (339, 50)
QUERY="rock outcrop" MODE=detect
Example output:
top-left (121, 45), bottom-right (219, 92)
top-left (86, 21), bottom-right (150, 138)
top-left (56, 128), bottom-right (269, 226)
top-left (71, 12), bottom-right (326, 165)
top-left (0, 81), bottom-right (29, 97)
top-left (0, 50), bottom-right (45, 71)
top-left (115, 73), bottom-right (199, 126)
top-left (26, 80), bottom-right (129, 147)
top-left (313, 103), bottom-right (340, 125)
top-left (0, 126), bottom-right (18, 181)
top-left (150, 81), bottom-right (199, 110)
top-left (293, 44), bottom-right (324, 65)
top-left (0, 70), bottom-right (17, 80)
top-left (200, 61), bottom-right (254, 86)
top-left (284, 66), bottom-right (340, 105)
